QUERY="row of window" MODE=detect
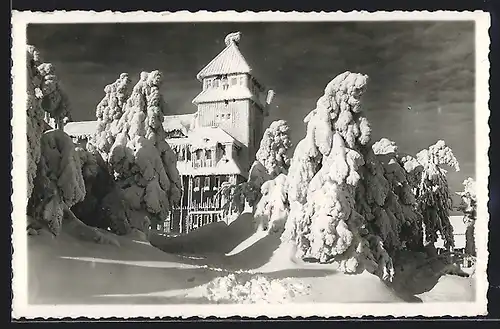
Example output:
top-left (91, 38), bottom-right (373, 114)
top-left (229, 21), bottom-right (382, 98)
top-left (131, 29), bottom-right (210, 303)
top-left (193, 176), bottom-right (226, 191)
top-left (216, 112), bottom-right (231, 120)
top-left (203, 75), bottom-right (245, 91)
top-left (176, 148), bottom-right (213, 162)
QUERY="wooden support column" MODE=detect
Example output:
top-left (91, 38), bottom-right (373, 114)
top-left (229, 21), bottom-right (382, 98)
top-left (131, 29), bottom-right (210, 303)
top-left (179, 175), bottom-right (184, 234)
top-left (187, 176), bottom-right (193, 234)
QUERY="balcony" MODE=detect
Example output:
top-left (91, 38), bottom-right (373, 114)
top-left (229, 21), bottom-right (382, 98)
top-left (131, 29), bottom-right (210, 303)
top-left (192, 158), bottom-right (214, 169)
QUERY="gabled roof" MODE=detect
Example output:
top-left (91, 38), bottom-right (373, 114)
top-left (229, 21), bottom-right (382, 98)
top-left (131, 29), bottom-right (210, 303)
top-left (196, 41), bottom-right (252, 81)
top-left (64, 121), bottom-right (99, 138)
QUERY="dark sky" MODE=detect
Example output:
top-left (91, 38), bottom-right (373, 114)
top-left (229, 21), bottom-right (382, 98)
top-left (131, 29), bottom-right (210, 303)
top-left (27, 21), bottom-right (475, 198)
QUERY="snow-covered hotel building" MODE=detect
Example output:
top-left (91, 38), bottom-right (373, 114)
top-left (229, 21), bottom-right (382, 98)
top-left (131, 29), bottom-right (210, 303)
top-left (64, 32), bottom-right (274, 234)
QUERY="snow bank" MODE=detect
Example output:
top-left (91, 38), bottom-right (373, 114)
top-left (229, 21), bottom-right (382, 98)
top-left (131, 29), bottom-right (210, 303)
top-left (151, 213), bottom-right (259, 255)
top-left (203, 273), bottom-right (310, 303)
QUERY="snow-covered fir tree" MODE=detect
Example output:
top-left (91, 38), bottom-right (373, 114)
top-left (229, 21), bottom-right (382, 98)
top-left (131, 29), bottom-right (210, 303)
top-left (457, 177), bottom-right (476, 255)
top-left (402, 140), bottom-right (460, 250)
top-left (26, 45), bottom-right (45, 200)
top-left (255, 119), bottom-right (293, 178)
top-left (89, 71), bottom-right (182, 237)
top-left (219, 120), bottom-right (293, 220)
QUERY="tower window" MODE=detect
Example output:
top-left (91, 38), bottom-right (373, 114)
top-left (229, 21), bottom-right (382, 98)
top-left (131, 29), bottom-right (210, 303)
top-left (223, 84), bottom-right (229, 91)
top-left (213, 79), bottom-right (220, 88)
top-left (231, 77), bottom-right (238, 86)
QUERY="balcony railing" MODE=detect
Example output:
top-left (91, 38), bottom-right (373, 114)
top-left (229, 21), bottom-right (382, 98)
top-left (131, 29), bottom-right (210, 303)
top-left (192, 158), bottom-right (214, 169)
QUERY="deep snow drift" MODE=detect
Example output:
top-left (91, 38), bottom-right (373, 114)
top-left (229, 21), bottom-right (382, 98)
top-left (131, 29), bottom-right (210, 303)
top-left (28, 215), bottom-right (475, 304)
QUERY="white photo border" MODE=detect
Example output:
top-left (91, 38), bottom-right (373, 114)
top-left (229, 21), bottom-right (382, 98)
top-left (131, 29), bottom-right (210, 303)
top-left (11, 10), bottom-right (491, 319)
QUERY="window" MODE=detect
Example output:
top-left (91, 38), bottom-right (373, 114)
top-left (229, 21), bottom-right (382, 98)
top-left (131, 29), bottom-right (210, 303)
top-left (222, 83), bottom-right (229, 90)
top-left (206, 150), bottom-right (212, 160)
top-left (231, 77), bottom-right (238, 86)
top-left (187, 151), bottom-right (191, 161)
top-left (239, 76), bottom-right (245, 85)
top-left (213, 79), bottom-right (220, 88)
top-left (226, 113), bottom-right (231, 120)
top-left (214, 176), bottom-right (221, 190)
top-left (204, 177), bottom-right (210, 190)
top-left (196, 149), bottom-right (202, 160)
top-left (194, 177), bottom-right (200, 191)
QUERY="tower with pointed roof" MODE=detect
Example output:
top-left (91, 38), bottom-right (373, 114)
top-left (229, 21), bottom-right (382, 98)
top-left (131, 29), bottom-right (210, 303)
top-left (192, 32), bottom-right (271, 172)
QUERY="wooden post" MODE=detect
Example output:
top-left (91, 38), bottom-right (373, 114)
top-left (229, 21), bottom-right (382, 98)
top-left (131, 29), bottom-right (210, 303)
top-left (187, 176), bottom-right (193, 234)
top-left (179, 175), bottom-right (184, 234)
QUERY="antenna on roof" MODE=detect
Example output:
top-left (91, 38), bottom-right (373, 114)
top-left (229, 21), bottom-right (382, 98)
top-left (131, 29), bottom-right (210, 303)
top-left (224, 32), bottom-right (242, 47)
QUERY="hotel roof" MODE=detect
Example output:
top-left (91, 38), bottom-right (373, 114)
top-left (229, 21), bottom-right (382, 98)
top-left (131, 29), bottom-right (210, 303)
top-left (196, 33), bottom-right (252, 81)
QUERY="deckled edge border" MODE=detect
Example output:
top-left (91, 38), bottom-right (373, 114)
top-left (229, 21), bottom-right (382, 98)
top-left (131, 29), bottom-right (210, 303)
top-left (10, 10), bottom-right (491, 319)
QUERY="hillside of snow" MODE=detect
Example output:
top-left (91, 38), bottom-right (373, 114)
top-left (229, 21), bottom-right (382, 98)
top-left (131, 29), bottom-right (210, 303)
top-left (28, 212), bottom-right (475, 305)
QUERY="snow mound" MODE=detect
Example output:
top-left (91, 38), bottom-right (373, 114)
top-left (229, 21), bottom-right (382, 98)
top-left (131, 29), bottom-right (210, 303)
top-left (151, 213), bottom-right (259, 255)
top-left (203, 273), bottom-right (310, 303)
top-left (225, 229), bottom-right (268, 256)
top-left (417, 275), bottom-right (475, 302)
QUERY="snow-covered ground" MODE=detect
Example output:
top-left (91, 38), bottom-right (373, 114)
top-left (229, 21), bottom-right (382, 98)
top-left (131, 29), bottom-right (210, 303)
top-left (28, 213), bottom-right (476, 304)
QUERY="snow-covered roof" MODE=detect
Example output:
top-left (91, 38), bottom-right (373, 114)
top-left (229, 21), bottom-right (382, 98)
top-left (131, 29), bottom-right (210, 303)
top-left (163, 114), bottom-right (195, 135)
top-left (435, 216), bottom-right (469, 249)
top-left (175, 156), bottom-right (247, 178)
top-left (196, 40), bottom-right (252, 81)
top-left (167, 126), bottom-right (243, 149)
top-left (63, 114), bottom-right (196, 139)
top-left (64, 121), bottom-right (99, 138)
top-left (192, 86), bottom-right (263, 108)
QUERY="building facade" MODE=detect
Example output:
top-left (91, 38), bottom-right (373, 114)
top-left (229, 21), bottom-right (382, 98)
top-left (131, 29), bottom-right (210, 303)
top-left (63, 32), bottom-right (274, 234)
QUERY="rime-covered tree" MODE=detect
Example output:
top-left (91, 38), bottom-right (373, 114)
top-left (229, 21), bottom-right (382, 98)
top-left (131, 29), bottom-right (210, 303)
top-left (88, 73), bottom-right (132, 162)
top-left (253, 173), bottom-right (289, 232)
top-left (402, 140), bottom-right (460, 251)
top-left (90, 71), bottom-right (182, 236)
top-left (26, 46), bottom-right (118, 244)
top-left (26, 45), bottom-right (45, 199)
top-left (255, 120), bottom-right (292, 178)
top-left (218, 120), bottom-right (292, 221)
top-left (457, 177), bottom-right (476, 255)
top-left (37, 62), bottom-right (72, 129)
top-left (279, 71), bottom-right (423, 281)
